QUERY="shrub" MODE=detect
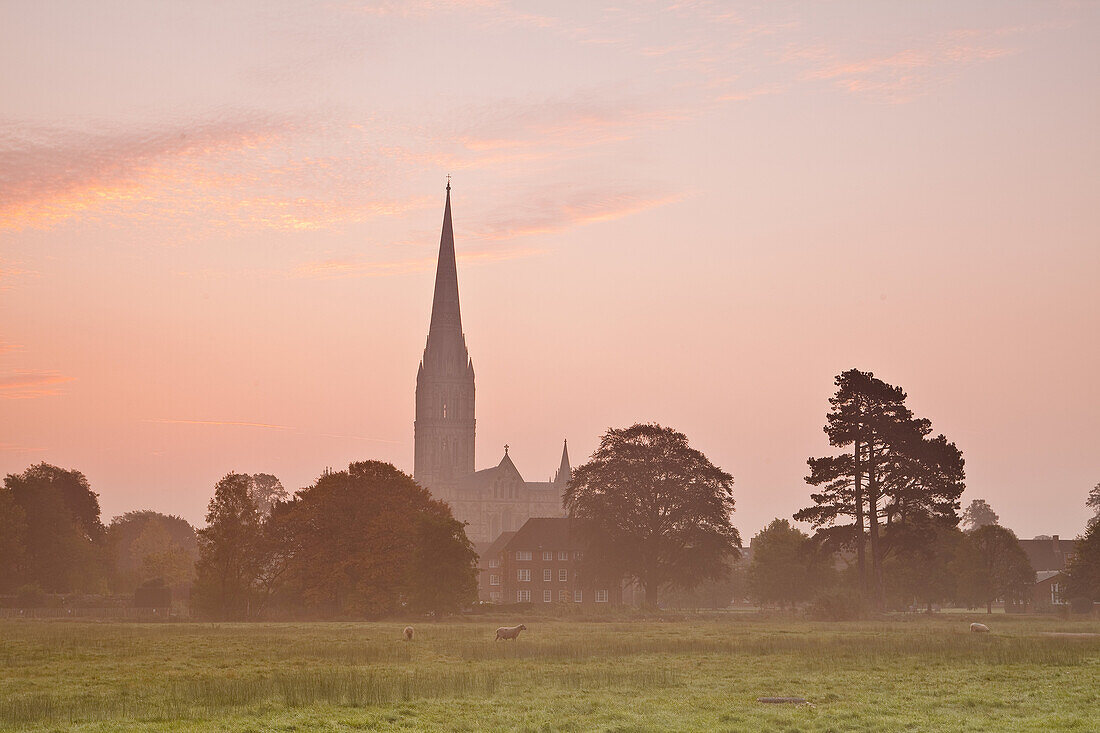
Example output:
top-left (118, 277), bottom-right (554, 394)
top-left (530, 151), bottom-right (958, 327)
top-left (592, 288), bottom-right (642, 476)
top-left (15, 584), bottom-right (49, 608)
top-left (807, 589), bottom-right (867, 621)
top-left (1069, 596), bottom-right (1093, 615)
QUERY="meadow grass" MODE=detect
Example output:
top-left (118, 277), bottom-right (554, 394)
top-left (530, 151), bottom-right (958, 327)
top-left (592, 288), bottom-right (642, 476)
top-left (1, 614), bottom-right (1098, 731)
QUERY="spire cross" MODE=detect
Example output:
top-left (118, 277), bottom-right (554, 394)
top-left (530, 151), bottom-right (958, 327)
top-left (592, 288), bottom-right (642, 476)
top-left (446, 173), bottom-right (451, 191)
top-left (504, 443), bottom-right (509, 455)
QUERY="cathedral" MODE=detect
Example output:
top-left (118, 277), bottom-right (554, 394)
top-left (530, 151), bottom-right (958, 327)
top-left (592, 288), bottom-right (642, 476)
top-left (413, 182), bottom-right (570, 543)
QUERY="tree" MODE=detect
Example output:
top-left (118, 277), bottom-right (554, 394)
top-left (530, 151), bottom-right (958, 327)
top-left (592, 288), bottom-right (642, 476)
top-left (192, 473), bottom-right (265, 619)
top-left (885, 521), bottom-right (963, 612)
top-left (131, 520), bottom-right (195, 588)
top-left (1087, 483), bottom-right (1100, 529)
top-left (0, 488), bottom-right (27, 592)
top-left (794, 369), bottom-right (964, 608)
top-left (953, 524), bottom-right (1034, 613)
top-left (1064, 520), bottom-right (1100, 603)
top-left (406, 512), bottom-right (478, 615)
top-left (106, 511), bottom-right (198, 593)
top-left (248, 473), bottom-right (288, 517)
top-left (2, 463), bottom-right (106, 592)
top-left (961, 499), bottom-right (999, 531)
top-left (663, 557), bottom-right (747, 609)
top-left (274, 461), bottom-right (477, 618)
top-left (563, 423), bottom-right (740, 608)
top-left (747, 519), bottom-right (833, 608)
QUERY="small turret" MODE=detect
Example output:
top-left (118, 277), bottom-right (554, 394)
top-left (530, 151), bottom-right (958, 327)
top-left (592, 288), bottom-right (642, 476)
top-left (554, 439), bottom-right (571, 485)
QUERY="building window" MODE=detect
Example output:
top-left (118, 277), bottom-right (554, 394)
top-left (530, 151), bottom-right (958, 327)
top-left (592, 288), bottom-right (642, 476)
top-left (558, 590), bottom-right (569, 602)
top-left (542, 551), bottom-right (553, 561)
top-left (517, 569), bottom-right (530, 582)
top-left (543, 590), bottom-right (552, 603)
top-left (559, 568), bottom-right (568, 582)
top-left (517, 590), bottom-right (530, 603)
top-left (558, 551), bottom-right (568, 561)
top-left (488, 559), bottom-right (499, 568)
top-left (516, 551), bottom-right (532, 561)
top-left (490, 591), bottom-right (502, 602)
top-left (543, 568), bottom-right (552, 582)
top-left (574, 551), bottom-right (583, 560)
top-left (574, 590), bottom-right (582, 603)
top-left (490, 575), bottom-right (500, 586)
top-left (595, 590), bottom-right (608, 603)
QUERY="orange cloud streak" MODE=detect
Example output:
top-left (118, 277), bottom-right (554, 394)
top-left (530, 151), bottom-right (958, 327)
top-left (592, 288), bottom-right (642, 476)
top-left (142, 418), bottom-right (295, 430)
top-left (0, 370), bottom-right (75, 399)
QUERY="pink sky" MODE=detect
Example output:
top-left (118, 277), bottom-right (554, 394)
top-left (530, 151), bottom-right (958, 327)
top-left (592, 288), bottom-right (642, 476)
top-left (2, 1), bottom-right (1098, 539)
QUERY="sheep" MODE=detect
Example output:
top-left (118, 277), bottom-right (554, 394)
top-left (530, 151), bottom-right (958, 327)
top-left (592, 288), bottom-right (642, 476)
top-left (403, 625), bottom-right (414, 641)
top-left (495, 624), bottom-right (527, 641)
top-left (970, 622), bottom-right (990, 633)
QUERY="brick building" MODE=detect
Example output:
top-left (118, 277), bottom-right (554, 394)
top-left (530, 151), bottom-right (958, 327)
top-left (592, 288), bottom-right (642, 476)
top-left (478, 517), bottom-right (621, 606)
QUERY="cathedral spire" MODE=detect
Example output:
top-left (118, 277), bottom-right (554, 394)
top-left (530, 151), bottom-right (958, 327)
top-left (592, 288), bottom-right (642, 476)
top-left (428, 181), bottom-right (462, 339)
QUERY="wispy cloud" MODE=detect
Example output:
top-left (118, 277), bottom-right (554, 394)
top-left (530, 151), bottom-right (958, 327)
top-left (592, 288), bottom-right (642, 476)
top-left (790, 29), bottom-right (1019, 102)
top-left (0, 370), bottom-right (75, 399)
top-left (290, 185), bottom-right (681, 279)
top-left (0, 115), bottom-right (422, 233)
top-left (470, 188), bottom-right (684, 241)
top-left (292, 246), bottom-right (543, 280)
top-left (0, 441), bottom-right (47, 453)
top-left (142, 418), bottom-right (295, 430)
top-left (0, 342), bottom-right (24, 355)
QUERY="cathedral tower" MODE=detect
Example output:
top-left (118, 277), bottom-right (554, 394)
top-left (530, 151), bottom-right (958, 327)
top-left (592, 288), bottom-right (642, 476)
top-left (414, 182), bottom-right (476, 489)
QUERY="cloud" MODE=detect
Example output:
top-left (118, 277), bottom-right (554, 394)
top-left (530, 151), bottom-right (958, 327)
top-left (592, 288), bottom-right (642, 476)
top-left (469, 188), bottom-right (684, 241)
top-left (0, 263), bottom-right (36, 289)
top-left (0, 342), bottom-right (24, 355)
top-left (0, 370), bottom-right (75, 399)
top-left (0, 442), bottom-right (47, 453)
top-left (290, 185), bottom-right (681, 279)
top-left (790, 30), bottom-right (1018, 102)
top-left (0, 115), bottom-right (420, 233)
top-left (142, 418), bottom-right (294, 430)
top-left (292, 246), bottom-right (543, 280)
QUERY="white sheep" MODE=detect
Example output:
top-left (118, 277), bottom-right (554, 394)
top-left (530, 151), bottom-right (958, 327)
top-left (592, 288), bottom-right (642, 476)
top-left (970, 622), bottom-right (990, 633)
top-left (403, 625), bottom-right (414, 641)
top-left (495, 624), bottom-right (527, 641)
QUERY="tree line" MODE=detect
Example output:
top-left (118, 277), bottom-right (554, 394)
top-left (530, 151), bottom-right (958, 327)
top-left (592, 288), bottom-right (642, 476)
top-left (3, 366), bottom-right (1098, 617)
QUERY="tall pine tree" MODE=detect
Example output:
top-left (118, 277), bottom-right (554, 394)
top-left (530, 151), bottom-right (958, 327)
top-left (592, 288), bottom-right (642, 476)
top-left (795, 369), bottom-right (964, 607)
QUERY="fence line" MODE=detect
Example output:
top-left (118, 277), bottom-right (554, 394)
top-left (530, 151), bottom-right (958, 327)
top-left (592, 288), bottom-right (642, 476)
top-left (0, 607), bottom-right (186, 620)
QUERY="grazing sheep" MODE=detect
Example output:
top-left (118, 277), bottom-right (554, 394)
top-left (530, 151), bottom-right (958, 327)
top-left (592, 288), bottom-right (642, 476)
top-left (495, 624), bottom-right (527, 641)
top-left (970, 622), bottom-right (990, 633)
top-left (403, 626), bottom-right (414, 641)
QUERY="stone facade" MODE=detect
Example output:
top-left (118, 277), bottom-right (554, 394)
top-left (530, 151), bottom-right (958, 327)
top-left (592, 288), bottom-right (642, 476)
top-left (413, 184), bottom-right (569, 543)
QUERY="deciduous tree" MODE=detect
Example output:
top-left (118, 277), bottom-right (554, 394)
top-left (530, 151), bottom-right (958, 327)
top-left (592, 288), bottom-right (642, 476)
top-left (953, 524), bottom-right (1034, 613)
top-left (564, 423), bottom-right (740, 608)
top-left (1065, 520), bottom-right (1100, 603)
top-left (2, 463), bottom-right (106, 592)
top-left (961, 499), bottom-right (999, 531)
top-left (192, 473), bottom-right (264, 619)
top-left (747, 519), bottom-right (833, 608)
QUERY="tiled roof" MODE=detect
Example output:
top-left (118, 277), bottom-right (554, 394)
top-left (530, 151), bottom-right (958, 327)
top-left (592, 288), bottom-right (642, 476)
top-left (504, 517), bottom-right (583, 551)
top-left (479, 531), bottom-right (516, 563)
top-left (1018, 538), bottom-right (1077, 572)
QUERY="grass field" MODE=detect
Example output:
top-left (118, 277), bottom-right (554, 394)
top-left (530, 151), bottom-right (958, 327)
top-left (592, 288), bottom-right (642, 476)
top-left (2, 614), bottom-right (1099, 731)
